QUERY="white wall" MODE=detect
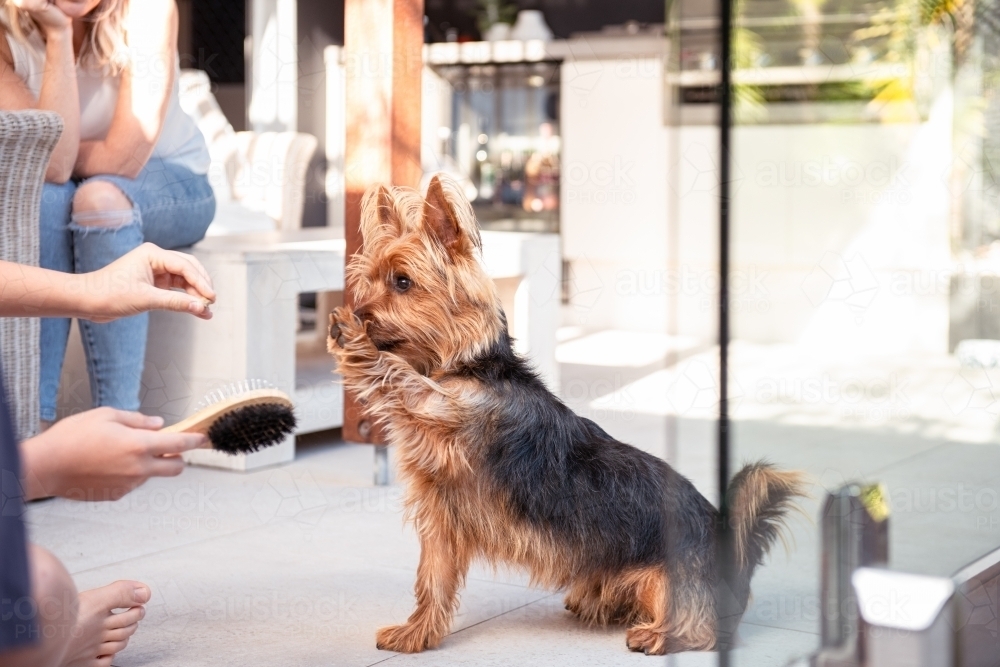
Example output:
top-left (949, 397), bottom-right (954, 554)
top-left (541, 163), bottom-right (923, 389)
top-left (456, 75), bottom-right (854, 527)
top-left (559, 52), bottom-right (953, 355)
top-left (560, 55), bottom-right (674, 334)
top-left (730, 104), bottom-right (952, 354)
top-left (324, 46), bottom-right (345, 232)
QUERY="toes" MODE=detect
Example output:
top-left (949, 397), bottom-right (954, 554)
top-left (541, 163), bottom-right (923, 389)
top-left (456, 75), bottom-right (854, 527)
top-left (97, 638), bottom-right (130, 656)
top-left (103, 622), bottom-right (139, 642)
top-left (87, 580), bottom-right (150, 612)
top-left (329, 310), bottom-right (362, 349)
top-left (105, 605), bottom-right (144, 630)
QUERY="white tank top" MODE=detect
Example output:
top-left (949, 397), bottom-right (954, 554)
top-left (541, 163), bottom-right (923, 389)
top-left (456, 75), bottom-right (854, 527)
top-left (4, 26), bottom-right (210, 175)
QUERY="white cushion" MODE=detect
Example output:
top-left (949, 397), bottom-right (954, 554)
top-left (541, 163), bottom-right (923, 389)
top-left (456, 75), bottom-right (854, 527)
top-left (204, 201), bottom-right (277, 237)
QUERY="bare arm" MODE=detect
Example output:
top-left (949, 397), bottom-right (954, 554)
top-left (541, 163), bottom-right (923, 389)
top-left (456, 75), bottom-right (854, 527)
top-left (0, 243), bottom-right (215, 321)
top-left (21, 408), bottom-right (208, 501)
top-left (0, 2), bottom-right (80, 182)
top-left (74, 0), bottom-right (177, 179)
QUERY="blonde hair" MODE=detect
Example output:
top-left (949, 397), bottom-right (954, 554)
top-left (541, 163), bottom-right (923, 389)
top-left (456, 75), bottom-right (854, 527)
top-left (1, 0), bottom-right (130, 72)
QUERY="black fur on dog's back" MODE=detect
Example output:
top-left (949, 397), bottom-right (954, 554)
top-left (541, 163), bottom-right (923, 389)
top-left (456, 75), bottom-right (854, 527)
top-left (456, 332), bottom-right (715, 573)
top-left (453, 329), bottom-right (801, 620)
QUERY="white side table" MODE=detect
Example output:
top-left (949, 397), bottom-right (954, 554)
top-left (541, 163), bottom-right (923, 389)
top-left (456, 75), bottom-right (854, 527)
top-left (141, 228), bottom-right (560, 471)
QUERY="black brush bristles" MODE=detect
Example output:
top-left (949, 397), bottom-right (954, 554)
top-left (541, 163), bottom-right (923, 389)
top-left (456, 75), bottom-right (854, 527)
top-left (207, 403), bottom-right (298, 454)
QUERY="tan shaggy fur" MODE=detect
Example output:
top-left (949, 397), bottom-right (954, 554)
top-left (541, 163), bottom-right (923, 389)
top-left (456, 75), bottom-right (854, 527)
top-left (328, 175), bottom-right (804, 655)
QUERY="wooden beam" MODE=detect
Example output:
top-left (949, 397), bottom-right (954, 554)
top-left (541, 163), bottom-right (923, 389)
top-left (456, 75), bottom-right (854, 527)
top-left (342, 0), bottom-right (423, 444)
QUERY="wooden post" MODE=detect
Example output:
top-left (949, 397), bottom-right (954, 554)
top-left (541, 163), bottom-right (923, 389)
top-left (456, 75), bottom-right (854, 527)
top-left (342, 0), bottom-right (423, 450)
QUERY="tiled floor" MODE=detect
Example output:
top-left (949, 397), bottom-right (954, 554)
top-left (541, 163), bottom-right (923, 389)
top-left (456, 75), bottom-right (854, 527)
top-left (25, 331), bottom-right (1000, 666)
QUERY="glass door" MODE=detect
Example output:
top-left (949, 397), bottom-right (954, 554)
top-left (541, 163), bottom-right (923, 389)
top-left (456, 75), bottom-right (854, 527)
top-left (667, 0), bottom-right (1000, 661)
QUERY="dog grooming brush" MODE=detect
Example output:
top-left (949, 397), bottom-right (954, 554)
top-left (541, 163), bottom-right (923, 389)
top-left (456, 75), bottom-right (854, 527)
top-left (162, 380), bottom-right (297, 454)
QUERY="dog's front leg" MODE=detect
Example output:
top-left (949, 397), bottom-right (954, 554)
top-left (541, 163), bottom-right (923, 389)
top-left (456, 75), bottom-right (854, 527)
top-left (376, 526), bottom-right (470, 653)
top-left (328, 307), bottom-right (392, 399)
top-left (329, 308), bottom-right (466, 454)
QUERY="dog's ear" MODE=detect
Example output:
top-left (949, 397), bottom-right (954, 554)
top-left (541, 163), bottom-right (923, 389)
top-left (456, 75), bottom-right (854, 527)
top-left (422, 175), bottom-right (481, 260)
top-left (360, 185), bottom-right (403, 248)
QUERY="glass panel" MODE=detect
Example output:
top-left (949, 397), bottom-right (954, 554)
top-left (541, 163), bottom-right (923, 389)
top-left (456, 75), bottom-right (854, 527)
top-left (707, 0), bottom-right (1000, 662)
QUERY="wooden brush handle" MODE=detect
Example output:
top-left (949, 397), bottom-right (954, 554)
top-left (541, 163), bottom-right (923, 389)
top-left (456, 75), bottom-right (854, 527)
top-left (162, 388), bottom-right (294, 436)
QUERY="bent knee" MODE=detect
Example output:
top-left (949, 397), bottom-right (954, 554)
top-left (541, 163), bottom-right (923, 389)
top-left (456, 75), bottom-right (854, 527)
top-left (27, 544), bottom-right (77, 614)
top-left (71, 181), bottom-right (133, 227)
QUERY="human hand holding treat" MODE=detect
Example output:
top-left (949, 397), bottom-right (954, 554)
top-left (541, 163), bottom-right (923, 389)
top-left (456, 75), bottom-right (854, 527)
top-left (0, 242), bottom-right (216, 320)
top-left (77, 242), bottom-right (216, 321)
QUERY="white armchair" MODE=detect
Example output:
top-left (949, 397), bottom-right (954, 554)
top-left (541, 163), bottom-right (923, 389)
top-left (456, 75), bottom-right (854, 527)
top-left (177, 69), bottom-right (318, 234)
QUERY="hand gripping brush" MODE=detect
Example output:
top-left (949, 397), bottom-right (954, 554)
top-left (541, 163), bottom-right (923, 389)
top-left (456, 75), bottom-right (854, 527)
top-left (161, 380), bottom-right (297, 454)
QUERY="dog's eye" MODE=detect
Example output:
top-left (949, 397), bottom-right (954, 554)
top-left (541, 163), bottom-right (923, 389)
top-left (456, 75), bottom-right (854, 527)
top-left (393, 275), bottom-right (413, 293)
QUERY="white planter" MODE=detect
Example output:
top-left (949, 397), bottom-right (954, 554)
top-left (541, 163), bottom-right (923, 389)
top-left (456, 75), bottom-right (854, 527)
top-left (484, 22), bottom-right (511, 42)
top-left (510, 10), bottom-right (552, 42)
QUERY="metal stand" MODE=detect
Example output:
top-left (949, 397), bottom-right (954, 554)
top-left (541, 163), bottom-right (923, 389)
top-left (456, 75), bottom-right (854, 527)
top-left (953, 546), bottom-right (1000, 666)
top-left (799, 487), bottom-right (1000, 667)
top-left (852, 567), bottom-right (954, 665)
top-left (813, 482), bottom-right (890, 667)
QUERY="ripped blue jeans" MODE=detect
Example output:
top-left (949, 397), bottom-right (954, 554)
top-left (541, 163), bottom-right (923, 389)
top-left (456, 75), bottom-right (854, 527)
top-left (39, 157), bottom-right (216, 421)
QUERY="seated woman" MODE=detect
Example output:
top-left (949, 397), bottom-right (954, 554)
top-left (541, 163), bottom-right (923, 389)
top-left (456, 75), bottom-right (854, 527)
top-left (0, 0), bottom-right (215, 424)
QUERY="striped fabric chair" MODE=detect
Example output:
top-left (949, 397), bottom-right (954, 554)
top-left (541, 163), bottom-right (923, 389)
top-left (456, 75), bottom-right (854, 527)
top-left (0, 110), bottom-right (63, 441)
top-left (178, 69), bottom-right (318, 233)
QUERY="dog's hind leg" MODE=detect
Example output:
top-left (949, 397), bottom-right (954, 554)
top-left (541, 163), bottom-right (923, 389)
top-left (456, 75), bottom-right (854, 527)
top-left (564, 576), bottom-right (602, 621)
top-left (566, 574), bottom-right (636, 625)
top-left (624, 567), bottom-right (672, 655)
top-left (662, 576), bottom-right (718, 653)
top-left (376, 528), bottom-right (471, 653)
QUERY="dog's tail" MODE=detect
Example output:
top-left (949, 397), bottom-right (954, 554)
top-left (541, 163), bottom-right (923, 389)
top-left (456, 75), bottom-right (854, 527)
top-left (710, 462), bottom-right (805, 649)
top-left (727, 462), bottom-right (807, 588)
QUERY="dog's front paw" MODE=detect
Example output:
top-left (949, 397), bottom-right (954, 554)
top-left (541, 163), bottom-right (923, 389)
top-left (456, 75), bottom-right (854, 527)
top-left (375, 623), bottom-right (436, 653)
top-left (328, 306), bottom-right (360, 348)
top-left (328, 307), bottom-right (379, 363)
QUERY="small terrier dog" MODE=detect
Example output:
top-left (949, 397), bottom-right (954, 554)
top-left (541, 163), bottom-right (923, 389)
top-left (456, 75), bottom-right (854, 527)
top-left (328, 175), bottom-right (805, 655)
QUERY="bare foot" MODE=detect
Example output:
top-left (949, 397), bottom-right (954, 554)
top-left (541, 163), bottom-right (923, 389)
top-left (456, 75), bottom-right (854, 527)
top-left (63, 580), bottom-right (149, 667)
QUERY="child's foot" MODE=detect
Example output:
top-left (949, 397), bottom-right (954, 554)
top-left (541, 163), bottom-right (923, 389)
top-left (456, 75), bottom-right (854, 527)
top-left (64, 580), bottom-right (149, 667)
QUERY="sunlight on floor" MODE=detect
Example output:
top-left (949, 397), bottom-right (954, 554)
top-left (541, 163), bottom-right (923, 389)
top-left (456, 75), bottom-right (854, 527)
top-left (585, 341), bottom-right (1000, 445)
top-left (555, 329), bottom-right (704, 367)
